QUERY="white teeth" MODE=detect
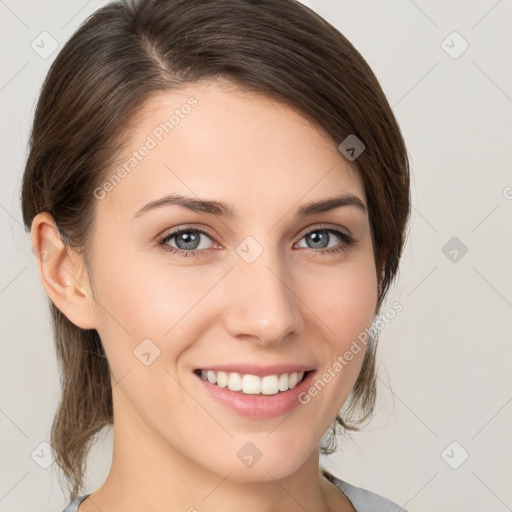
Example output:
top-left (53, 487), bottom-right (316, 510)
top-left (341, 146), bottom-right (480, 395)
top-left (228, 372), bottom-right (242, 391)
top-left (216, 371), bottom-right (229, 388)
top-left (261, 375), bottom-right (278, 395)
top-left (199, 370), bottom-right (307, 395)
top-left (242, 374), bottom-right (261, 394)
top-left (278, 373), bottom-right (289, 392)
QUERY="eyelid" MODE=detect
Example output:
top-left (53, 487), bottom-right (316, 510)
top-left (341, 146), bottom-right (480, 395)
top-left (298, 222), bottom-right (352, 239)
top-left (159, 222), bottom-right (352, 241)
top-left (157, 224), bottom-right (219, 247)
top-left (157, 222), bottom-right (356, 255)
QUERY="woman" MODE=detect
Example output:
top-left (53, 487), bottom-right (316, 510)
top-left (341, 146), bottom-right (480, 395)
top-left (21, 0), bottom-right (411, 510)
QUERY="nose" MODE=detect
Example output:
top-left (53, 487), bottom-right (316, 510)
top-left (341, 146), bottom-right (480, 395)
top-left (221, 247), bottom-right (305, 346)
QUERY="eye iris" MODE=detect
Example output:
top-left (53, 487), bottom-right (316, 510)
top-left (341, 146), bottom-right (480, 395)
top-left (176, 231), bottom-right (200, 250)
top-left (166, 228), bottom-right (341, 253)
top-left (306, 230), bottom-right (329, 249)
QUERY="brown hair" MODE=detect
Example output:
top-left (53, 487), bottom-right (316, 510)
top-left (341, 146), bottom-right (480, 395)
top-left (21, 0), bottom-right (410, 501)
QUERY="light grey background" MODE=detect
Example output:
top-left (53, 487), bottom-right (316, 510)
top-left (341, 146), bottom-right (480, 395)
top-left (1, 1), bottom-right (511, 511)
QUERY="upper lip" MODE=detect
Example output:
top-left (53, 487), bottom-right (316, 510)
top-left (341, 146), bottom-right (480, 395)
top-left (195, 363), bottom-right (315, 377)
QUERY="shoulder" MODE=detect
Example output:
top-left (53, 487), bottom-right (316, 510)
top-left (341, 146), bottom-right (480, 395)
top-left (60, 493), bottom-right (90, 512)
top-left (322, 469), bottom-right (408, 512)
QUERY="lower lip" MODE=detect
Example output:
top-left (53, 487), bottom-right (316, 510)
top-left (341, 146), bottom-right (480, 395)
top-left (194, 370), bottom-right (316, 419)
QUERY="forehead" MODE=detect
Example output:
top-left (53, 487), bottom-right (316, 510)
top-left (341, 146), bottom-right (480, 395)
top-left (96, 80), bottom-right (365, 221)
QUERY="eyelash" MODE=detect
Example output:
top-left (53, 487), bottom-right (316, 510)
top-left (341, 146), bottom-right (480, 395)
top-left (157, 224), bottom-right (356, 259)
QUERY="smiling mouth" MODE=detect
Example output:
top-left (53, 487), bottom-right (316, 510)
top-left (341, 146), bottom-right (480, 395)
top-left (193, 368), bottom-right (314, 395)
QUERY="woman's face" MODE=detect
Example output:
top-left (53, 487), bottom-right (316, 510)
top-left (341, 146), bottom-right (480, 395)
top-left (85, 79), bottom-right (378, 481)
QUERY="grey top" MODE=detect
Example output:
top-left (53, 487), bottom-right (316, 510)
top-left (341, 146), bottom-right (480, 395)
top-left (61, 469), bottom-right (407, 512)
top-left (321, 469), bottom-right (408, 511)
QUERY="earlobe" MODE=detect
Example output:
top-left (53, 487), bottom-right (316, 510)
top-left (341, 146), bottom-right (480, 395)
top-left (31, 212), bottom-right (97, 329)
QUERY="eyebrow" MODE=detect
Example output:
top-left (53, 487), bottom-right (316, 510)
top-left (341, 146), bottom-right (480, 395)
top-left (133, 192), bottom-right (367, 219)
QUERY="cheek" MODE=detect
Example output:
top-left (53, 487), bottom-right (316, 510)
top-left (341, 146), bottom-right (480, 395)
top-left (308, 259), bottom-right (378, 398)
top-left (89, 260), bottom-right (208, 428)
top-left (90, 253), bottom-right (222, 371)
top-left (294, 267), bottom-right (377, 424)
top-left (313, 258), bottom-right (378, 342)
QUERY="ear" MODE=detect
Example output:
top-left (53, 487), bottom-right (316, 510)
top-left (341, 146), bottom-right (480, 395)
top-left (31, 212), bottom-right (97, 329)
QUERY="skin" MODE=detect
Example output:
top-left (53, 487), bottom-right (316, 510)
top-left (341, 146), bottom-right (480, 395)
top-left (32, 78), bottom-right (379, 512)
